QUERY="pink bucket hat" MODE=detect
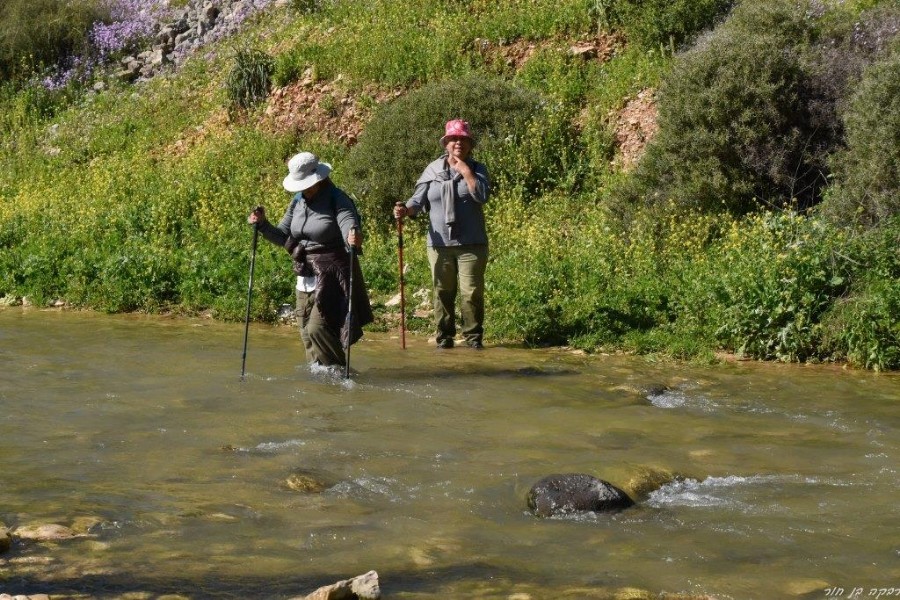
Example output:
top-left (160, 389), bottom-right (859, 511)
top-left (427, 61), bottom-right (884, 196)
top-left (439, 119), bottom-right (475, 147)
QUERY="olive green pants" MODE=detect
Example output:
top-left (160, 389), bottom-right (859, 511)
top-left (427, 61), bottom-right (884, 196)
top-left (296, 289), bottom-right (345, 366)
top-left (427, 244), bottom-right (488, 346)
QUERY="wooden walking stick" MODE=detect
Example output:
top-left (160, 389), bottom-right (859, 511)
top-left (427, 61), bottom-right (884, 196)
top-left (396, 209), bottom-right (407, 349)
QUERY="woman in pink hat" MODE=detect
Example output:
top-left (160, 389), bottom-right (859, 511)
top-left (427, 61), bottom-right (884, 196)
top-left (393, 119), bottom-right (491, 349)
top-left (249, 152), bottom-right (373, 367)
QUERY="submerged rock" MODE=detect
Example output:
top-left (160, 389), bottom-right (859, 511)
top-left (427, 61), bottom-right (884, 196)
top-left (284, 469), bottom-right (335, 493)
top-left (13, 523), bottom-right (81, 542)
top-left (0, 525), bottom-right (11, 553)
top-left (623, 465), bottom-right (684, 500)
top-left (527, 474), bottom-right (634, 517)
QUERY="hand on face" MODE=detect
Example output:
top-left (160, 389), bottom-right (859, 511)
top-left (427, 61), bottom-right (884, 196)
top-left (444, 136), bottom-right (473, 164)
top-left (447, 153), bottom-right (473, 178)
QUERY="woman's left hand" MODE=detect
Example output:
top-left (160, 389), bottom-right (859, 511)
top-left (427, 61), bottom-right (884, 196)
top-left (348, 229), bottom-right (362, 248)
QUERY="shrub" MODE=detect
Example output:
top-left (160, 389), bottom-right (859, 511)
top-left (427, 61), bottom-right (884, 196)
top-left (342, 74), bottom-right (541, 232)
top-left (818, 50), bottom-right (900, 227)
top-left (226, 48), bottom-right (275, 112)
top-left (622, 0), bottom-right (830, 218)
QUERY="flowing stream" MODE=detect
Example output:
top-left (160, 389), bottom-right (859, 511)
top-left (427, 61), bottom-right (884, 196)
top-left (1, 309), bottom-right (899, 599)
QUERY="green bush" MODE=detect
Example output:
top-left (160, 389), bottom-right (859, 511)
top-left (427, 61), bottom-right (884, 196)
top-left (622, 0), bottom-right (829, 217)
top-left (0, 0), bottom-right (107, 82)
top-left (342, 74), bottom-right (541, 232)
top-left (818, 51), bottom-right (900, 227)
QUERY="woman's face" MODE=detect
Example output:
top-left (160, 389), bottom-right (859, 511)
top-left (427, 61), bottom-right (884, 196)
top-left (302, 178), bottom-right (326, 199)
top-left (444, 136), bottom-right (473, 161)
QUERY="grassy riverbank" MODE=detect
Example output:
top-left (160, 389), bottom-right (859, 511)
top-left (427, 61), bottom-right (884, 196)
top-left (1, 0), bottom-right (898, 369)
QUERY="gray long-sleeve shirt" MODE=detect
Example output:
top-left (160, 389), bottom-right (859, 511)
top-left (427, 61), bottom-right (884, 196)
top-left (404, 156), bottom-right (490, 247)
top-left (259, 181), bottom-right (358, 252)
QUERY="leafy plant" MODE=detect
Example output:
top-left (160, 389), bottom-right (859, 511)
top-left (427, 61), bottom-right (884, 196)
top-left (226, 48), bottom-right (275, 112)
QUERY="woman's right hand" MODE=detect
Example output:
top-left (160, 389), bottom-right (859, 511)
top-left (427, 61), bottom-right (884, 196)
top-left (248, 206), bottom-right (265, 224)
top-left (393, 202), bottom-right (408, 219)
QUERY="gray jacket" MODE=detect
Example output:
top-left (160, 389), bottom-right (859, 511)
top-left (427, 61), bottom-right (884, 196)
top-left (405, 155), bottom-right (490, 247)
top-left (259, 181), bottom-right (358, 252)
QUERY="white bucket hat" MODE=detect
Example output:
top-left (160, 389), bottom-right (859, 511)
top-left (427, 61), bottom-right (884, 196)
top-left (283, 152), bottom-right (332, 192)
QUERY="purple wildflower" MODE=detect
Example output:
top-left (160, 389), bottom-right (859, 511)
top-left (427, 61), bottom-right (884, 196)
top-left (90, 0), bottom-right (172, 58)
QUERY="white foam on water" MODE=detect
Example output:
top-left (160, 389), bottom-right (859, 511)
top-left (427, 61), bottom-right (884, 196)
top-left (645, 474), bottom-right (856, 511)
top-left (254, 439), bottom-right (306, 452)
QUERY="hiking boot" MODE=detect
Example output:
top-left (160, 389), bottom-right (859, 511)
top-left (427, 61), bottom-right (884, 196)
top-left (467, 340), bottom-right (484, 350)
top-left (437, 338), bottom-right (454, 349)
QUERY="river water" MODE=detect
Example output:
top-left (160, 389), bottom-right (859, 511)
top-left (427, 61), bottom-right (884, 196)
top-left (1, 308), bottom-right (898, 599)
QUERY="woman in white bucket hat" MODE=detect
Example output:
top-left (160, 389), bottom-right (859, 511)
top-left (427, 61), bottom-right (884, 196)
top-left (249, 152), bottom-right (372, 368)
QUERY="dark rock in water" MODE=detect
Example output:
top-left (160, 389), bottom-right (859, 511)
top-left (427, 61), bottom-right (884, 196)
top-left (642, 384), bottom-right (671, 398)
top-left (527, 474), bottom-right (635, 517)
top-left (0, 526), bottom-right (11, 553)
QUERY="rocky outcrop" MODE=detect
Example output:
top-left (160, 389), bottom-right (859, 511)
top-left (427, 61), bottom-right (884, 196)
top-left (527, 474), bottom-right (635, 517)
top-left (115, 0), bottom-right (290, 83)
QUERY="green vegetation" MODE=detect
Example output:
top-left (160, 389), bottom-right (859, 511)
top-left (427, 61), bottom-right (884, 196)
top-left (0, 0), bottom-right (107, 82)
top-left (226, 48), bottom-right (275, 112)
top-left (0, 0), bottom-right (898, 370)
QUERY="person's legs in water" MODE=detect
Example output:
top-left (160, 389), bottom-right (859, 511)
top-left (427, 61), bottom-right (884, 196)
top-left (428, 246), bottom-right (458, 348)
top-left (296, 289), bottom-right (316, 361)
top-left (298, 289), bottom-right (345, 366)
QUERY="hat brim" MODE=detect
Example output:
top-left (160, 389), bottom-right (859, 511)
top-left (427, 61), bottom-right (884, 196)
top-left (440, 135), bottom-right (475, 148)
top-left (283, 163), bottom-right (332, 192)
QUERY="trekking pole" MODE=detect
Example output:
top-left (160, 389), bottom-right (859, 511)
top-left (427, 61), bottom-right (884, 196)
top-left (396, 212), bottom-right (407, 349)
top-left (240, 208), bottom-right (262, 382)
top-left (344, 226), bottom-right (359, 379)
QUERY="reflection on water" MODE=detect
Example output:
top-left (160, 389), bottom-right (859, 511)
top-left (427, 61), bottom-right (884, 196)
top-left (2, 308), bottom-right (899, 599)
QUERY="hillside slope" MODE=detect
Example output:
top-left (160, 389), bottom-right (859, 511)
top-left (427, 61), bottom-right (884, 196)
top-left (1, 0), bottom-right (898, 369)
